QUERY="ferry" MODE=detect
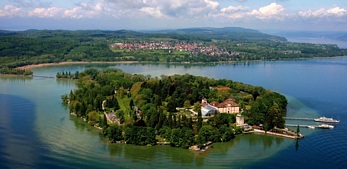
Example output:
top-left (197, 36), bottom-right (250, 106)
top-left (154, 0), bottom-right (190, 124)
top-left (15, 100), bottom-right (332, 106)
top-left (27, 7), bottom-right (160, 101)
top-left (314, 116), bottom-right (340, 123)
top-left (318, 124), bottom-right (334, 129)
top-left (307, 125), bottom-right (315, 129)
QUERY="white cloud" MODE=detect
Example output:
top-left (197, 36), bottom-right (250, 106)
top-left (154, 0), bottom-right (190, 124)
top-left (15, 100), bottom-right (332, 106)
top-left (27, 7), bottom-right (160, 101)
top-left (140, 7), bottom-right (168, 18)
top-left (105, 0), bottom-right (147, 9)
top-left (327, 7), bottom-right (346, 16)
top-left (28, 7), bottom-right (62, 18)
top-left (220, 6), bottom-right (247, 13)
top-left (299, 6), bottom-right (347, 18)
top-left (0, 4), bottom-right (23, 17)
top-left (63, 1), bottom-right (107, 19)
top-left (249, 3), bottom-right (285, 19)
top-left (205, 0), bottom-right (219, 10)
top-left (64, 7), bottom-right (84, 19)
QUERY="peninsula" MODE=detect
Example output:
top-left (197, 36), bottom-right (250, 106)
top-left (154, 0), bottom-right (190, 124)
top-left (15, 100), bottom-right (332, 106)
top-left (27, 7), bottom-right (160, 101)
top-left (1, 27), bottom-right (347, 75)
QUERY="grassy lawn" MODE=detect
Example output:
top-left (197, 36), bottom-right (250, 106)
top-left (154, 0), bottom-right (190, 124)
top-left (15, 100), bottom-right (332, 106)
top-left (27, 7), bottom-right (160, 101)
top-left (117, 96), bottom-right (133, 121)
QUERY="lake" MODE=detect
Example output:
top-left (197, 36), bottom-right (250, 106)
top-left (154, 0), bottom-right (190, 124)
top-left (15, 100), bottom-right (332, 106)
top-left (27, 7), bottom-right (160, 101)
top-left (1, 57), bottom-right (347, 169)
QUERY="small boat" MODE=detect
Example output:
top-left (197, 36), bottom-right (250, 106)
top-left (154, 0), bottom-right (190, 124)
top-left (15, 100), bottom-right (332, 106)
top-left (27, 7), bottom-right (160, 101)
top-left (314, 116), bottom-right (340, 123)
top-left (307, 125), bottom-right (315, 129)
top-left (318, 124), bottom-right (334, 129)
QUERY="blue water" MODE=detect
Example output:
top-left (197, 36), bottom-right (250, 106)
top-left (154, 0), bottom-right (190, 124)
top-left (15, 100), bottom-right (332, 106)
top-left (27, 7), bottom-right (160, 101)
top-left (1, 57), bottom-right (347, 168)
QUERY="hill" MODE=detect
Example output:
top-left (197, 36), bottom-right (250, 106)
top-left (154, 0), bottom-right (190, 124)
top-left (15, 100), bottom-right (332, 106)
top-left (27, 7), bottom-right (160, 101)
top-left (144, 27), bottom-right (287, 42)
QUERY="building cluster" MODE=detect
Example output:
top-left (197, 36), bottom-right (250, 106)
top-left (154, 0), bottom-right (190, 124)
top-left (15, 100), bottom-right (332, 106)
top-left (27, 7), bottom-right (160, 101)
top-left (201, 98), bottom-right (240, 116)
top-left (111, 41), bottom-right (236, 57)
top-left (200, 97), bottom-right (245, 126)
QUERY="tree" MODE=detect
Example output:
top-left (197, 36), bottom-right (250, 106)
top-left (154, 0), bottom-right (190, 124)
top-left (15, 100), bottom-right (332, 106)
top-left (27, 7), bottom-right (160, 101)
top-left (167, 97), bottom-right (177, 112)
top-left (170, 127), bottom-right (195, 148)
top-left (104, 125), bottom-right (123, 143)
top-left (87, 111), bottom-right (99, 125)
top-left (196, 125), bottom-right (220, 146)
top-left (116, 109), bottom-right (125, 124)
top-left (219, 124), bottom-right (234, 142)
top-left (193, 101), bottom-right (201, 112)
top-left (197, 110), bottom-right (203, 131)
top-left (124, 126), bottom-right (156, 146)
top-left (183, 100), bottom-right (191, 108)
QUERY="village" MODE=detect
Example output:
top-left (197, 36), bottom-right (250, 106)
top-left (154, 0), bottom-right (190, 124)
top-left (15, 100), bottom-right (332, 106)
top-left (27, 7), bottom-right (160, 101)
top-left (111, 41), bottom-right (238, 57)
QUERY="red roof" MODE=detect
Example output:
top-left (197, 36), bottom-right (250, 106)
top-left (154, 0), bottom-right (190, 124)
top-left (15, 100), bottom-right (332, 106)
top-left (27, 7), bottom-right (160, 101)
top-left (216, 87), bottom-right (230, 91)
top-left (214, 99), bottom-right (239, 108)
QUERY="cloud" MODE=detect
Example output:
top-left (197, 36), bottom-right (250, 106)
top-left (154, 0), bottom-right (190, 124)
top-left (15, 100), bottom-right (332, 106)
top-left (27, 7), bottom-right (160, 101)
top-left (63, 7), bottom-right (84, 19)
top-left (105, 0), bottom-right (147, 9)
top-left (140, 7), bottom-right (168, 18)
top-left (249, 2), bottom-right (285, 19)
top-left (0, 4), bottom-right (24, 17)
top-left (220, 6), bottom-right (248, 13)
top-left (105, 0), bottom-right (221, 19)
top-left (299, 6), bottom-right (347, 18)
top-left (205, 0), bottom-right (219, 9)
top-left (28, 7), bottom-right (62, 18)
top-left (63, 1), bottom-right (107, 19)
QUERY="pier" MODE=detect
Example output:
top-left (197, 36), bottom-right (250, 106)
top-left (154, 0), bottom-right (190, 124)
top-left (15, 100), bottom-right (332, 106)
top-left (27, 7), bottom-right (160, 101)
top-left (285, 124), bottom-right (311, 127)
top-left (285, 124), bottom-right (334, 129)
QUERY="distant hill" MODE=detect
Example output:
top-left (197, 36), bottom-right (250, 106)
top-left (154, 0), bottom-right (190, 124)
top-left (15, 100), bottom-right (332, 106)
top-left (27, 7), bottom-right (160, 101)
top-left (0, 27), bottom-right (286, 42)
top-left (144, 27), bottom-right (287, 42)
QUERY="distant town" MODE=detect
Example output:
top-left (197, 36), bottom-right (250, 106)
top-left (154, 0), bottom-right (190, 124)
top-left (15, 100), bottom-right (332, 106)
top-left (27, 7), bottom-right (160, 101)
top-left (111, 41), bottom-right (237, 57)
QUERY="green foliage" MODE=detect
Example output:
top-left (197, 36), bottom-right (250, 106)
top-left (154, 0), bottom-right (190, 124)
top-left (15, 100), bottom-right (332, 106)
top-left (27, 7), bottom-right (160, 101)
top-left (64, 68), bottom-right (288, 147)
top-left (124, 126), bottom-right (156, 146)
top-left (0, 67), bottom-right (33, 75)
top-left (244, 91), bottom-right (287, 130)
top-left (103, 125), bottom-right (123, 143)
top-left (87, 111), bottom-right (100, 125)
top-left (208, 113), bottom-right (235, 128)
top-left (169, 127), bottom-right (195, 148)
top-left (196, 125), bottom-right (220, 145)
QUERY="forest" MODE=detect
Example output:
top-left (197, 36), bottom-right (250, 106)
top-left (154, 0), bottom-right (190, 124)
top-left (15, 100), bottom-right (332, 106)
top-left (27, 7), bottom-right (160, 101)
top-left (61, 68), bottom-right (287, 148)
top-left (1, 28), bottom-right (347, 75)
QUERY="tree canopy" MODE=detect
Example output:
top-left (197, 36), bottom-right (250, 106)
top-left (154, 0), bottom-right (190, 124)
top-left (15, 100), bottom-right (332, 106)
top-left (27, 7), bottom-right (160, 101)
top-left (63, 68), bottom-right (288, 147)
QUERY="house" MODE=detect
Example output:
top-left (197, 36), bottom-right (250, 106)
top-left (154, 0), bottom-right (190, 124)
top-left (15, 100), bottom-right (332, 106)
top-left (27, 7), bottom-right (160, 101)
top-left (201, 98), bottom-right (219, 117)
top-left (210, 99), bottom-right (240, 114)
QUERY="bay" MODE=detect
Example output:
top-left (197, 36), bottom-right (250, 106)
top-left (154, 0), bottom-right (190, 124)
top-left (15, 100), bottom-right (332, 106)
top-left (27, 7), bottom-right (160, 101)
top-left (1, 57), bottom-right (347, 168)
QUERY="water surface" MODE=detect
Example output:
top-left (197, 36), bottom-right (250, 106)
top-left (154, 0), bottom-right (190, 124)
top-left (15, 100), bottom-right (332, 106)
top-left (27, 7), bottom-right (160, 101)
top-left (1, 57), bottom-right (347, 168)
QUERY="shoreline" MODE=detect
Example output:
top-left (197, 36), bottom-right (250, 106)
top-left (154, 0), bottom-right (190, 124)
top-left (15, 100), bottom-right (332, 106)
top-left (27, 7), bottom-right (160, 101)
top-left (15, 56), bottom-right (346, 70)
top-left (17, 61), bottom-right (139, 70)
top-left (14, 55), bottom-right (347, 71)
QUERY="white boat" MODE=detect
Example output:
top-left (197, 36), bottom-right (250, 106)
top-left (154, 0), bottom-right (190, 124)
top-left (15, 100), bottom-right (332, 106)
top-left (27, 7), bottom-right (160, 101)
top-left (314, 116), bottom-right (340, 123)
top-left (318, 124), bottom-right (334, 129)
top-left (307, 125), bottom-right (315, 129)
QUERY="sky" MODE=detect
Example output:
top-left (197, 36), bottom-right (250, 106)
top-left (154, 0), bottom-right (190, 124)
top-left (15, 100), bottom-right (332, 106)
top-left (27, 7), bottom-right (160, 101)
top-left (0, 0), bottom-right (346, 31)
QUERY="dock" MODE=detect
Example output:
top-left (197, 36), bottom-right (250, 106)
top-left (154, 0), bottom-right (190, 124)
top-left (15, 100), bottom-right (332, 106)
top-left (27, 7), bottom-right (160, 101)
top-left (285, 124), bottom-right (334, 129)
top-left (253, 129), bottom-right (304, 139)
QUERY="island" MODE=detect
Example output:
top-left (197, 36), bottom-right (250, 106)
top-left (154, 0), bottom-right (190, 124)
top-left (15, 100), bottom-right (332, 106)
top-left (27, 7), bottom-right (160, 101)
top-left (1, 27), bottom-right (347, 75)
top-left (61, 68), bottom-right (290, 149)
